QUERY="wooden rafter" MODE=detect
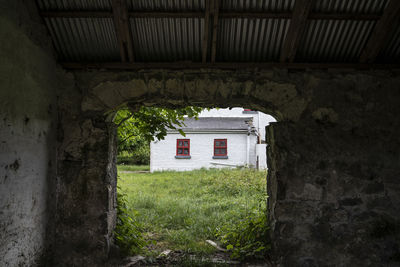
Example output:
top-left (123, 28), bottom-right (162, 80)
top-left (359, 0), bottom-right (400, 63)
top-left (210, 0), bottom-right (220, 63)
top-left (112, 0), bottom-right (134, 62)
top-left (280, 0), bottom-right (314, 63)
top-left (202, 0), bottom-right (211, 63)
top-left (39, 11), bottom-right (382, 21)
top-left (61, 62), bottom-right (400, 70)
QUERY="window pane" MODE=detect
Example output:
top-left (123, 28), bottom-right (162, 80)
top-left (184, 141), bottom-right (188, 146)
top-left (221, 148), bottom-right (227, 155)
top-left (184, 148), bottom-right (189, 155)
top-left (220, 141), bottom-right (226, 146)
top-left (178, 148), bottom-right (182, 154)
top-left (215, 141), bottom-right (220, 146)
top-left (215, 149), bottom-right (220, 155)
top-left (179, 141), bottom-right (183, 146)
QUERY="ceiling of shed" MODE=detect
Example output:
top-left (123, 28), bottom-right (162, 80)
top-left (36, 0), bottom-right (400, 69)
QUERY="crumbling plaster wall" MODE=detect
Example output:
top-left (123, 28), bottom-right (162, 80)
top-left (0, 0), bottom-right (67, 266)
top-left (58, 69), bottom-right (400, 266)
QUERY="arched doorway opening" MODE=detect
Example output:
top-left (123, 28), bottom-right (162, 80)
top-left (56, 69), bottom-right (299, 265)
top-left (113, 105), bottom-right (277, 264)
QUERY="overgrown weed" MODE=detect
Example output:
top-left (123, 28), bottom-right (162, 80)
top-left (117, 167), bottom-right (270, 259)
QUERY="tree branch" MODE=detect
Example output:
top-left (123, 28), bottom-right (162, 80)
top-left (118, 133), bottom-right (137, 146)
top-left (116, 114), bottom-right (133, 127)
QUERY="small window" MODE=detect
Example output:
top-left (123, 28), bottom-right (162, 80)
top-left (214, 139), bottom-right (227, 156)
top-left (176, 139), bottom-right (190, 156)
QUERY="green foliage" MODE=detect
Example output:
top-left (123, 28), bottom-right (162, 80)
top-left (117, 150), bottom-right (150, 165)
top-left (115, 106), bottom-right (203, 144)
top-left (216, 208), bottom-right (270, 260)
top-left (117, 167), bottom-right (269, 257)
top-left (114, 106), bottom-right (203, 163)
top-left (118, 164), bottom-right (150, 172)
top-left (115, 189), bottom-right (147, 256)
top-left (208, 170), bottom-right (271, 260)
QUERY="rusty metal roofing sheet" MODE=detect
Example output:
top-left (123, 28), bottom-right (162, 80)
top-left (130, 17), bottom-right (203, 62)
top-left (313, 0), bottom-right (389, 14)
top-left (37, 0), bottom-right (112, 11)
top-left (296, 19), bottom-right (376, 62)
top-left (217, 18), bottom-right (290, 62)
top-left (44, 17), bottom-right (119, 61)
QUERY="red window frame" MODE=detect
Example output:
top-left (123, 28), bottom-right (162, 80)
top-left (214, 139), bottom-right (227, 156)
top-left (176, 139), bottom-right (190, 156)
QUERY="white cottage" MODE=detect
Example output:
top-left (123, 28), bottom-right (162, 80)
top-left (150, 108), bottom-right (276, 172)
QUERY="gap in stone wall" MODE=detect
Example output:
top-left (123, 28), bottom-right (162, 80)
top-left (111, 105), bottom-right (278, 264)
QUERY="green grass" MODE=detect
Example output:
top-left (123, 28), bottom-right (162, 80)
top-left (118, 167), bottom-right (267, 257)
top-left (118, 164), bottom-right (150, 172)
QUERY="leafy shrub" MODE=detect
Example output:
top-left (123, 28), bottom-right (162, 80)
top-left (115, 190), bottom-right (147, 256)
top-left (117, 148), bottom-right (150, 165)
top-left (117, 154), bottom-right (136, 165)
top-left (216, 204), bottom-right (270, 260)
top-left (115, 107), bottom-right (204, 165)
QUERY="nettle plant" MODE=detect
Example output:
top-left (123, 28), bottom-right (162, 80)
top-left (216, 196), bottom-right (271, 260)
top-left (114, 189), bottom-right (147, 256)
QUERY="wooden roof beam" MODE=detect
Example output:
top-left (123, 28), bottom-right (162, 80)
top-left (280, 0), bottom-right (314, 63)
top-left (61, 62), bottom-right (400, 70)
top-left (112, 0), bottom-right (134, 62)
top-left (210, 0), bottom-right (220, 63)
top-left (39, 11), bottom-right (382, 21)
top-left (359, 0), bottom-right (400, 63)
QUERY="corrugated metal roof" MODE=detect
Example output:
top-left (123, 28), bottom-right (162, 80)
top-left (217, 18), bottom-right (290, 62)
top-left (379, 22), bottom-right (400, 63)
top-left (313, 0), bottom-right (389, 14)
top-left (127, 0), bottom-right (205, 11)
top-left (220, 0), bottom-right (295, 12)
top-left (36, 0), bottom-right (400, 64)
top-left (37, 0), bottom-right (112, 11)
top-left (130, 17), bottom-right (203, 62)
top-left (44, 17), bottom-right (119, 61)
top-left (296, 19), bottom-right (376, 62)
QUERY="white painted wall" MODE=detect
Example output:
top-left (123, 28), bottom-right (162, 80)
top-left (256, 144), bottom-right (268, 169)
top-left (199, 108), bottom-right (276, 141)
top-left (150, 132), bottom-right (258, 172)
top-left (150, 108), bottom-right (277, 172)
top-left (0, 3), bottom-right (58, 265)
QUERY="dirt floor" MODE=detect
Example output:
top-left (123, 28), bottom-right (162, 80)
top-left (119, 250), bottom-right (273, 266)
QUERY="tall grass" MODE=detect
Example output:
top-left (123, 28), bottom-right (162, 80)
top-left (118, 164), bottom-right (150, 172)
top-left (117, 167), bottom-right (267, 256)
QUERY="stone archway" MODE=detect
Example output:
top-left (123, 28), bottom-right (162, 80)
top-left (56, 69), bottom-right (400, 266)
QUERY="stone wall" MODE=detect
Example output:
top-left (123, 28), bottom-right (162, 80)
top-left (267, 73), bottom-right (400, 266)
top-left (1, 2), bottom-right (399, 266)
top-left (0, 0), bottom-right (61, 265)
top-left (55, 84), bottom-right (118, 265)
top-left (56, 69), bottom-right (400, 266)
